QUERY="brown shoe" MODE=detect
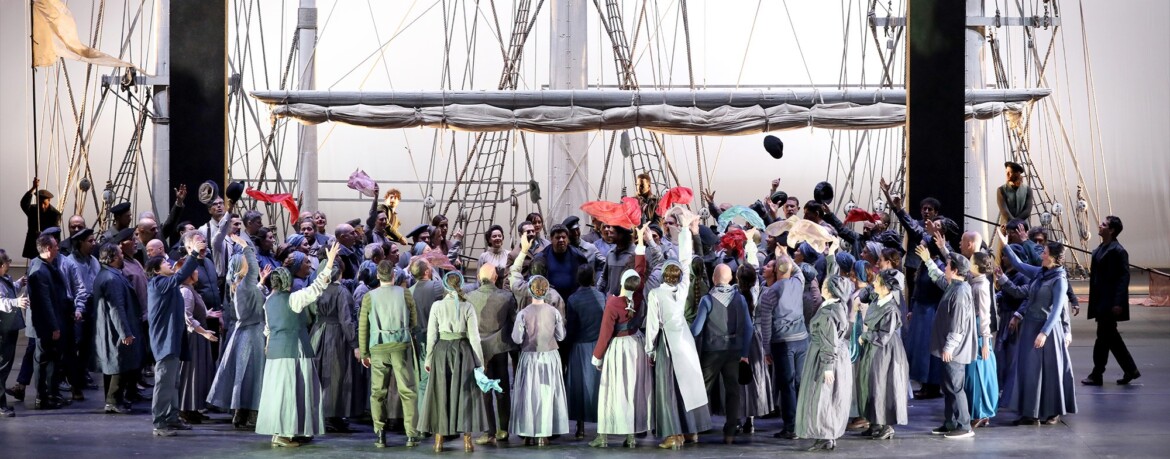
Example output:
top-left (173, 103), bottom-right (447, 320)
top-left (1042, 416), bottom-right (1061, 425)
top-left (847, 417), bottom-right (870, 431)
top-left (271, 436), bottom-right (299, 447)
top-left (684, 433), bottom-right (699, 444)
top-left (464, 434), bottom-right (474, 452)
top-left (433, 434), bottom-right (444, 452)
top-left (658, 435), bottom-right (683, 450)
top-left (474, 433), bottom-right (496, 446)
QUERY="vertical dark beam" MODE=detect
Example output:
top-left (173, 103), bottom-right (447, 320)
top-left (906, 0), bottom-right (965, 221)
top-left (169, 0), bottom-right (226, 226)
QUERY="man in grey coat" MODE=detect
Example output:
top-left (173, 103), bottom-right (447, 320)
top-left (917, 248), bottom-right (977, 439)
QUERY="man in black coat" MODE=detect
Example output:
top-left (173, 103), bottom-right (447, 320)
top-left (20, 178), bottom-right (62, 260)
top-left (1082, 216), bottom-right (1140, 386)
top-left (27, 235), bottom-right (73, 409)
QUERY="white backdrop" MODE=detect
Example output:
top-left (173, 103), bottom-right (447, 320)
top-left (0, 0), bottom-right (1166, 267)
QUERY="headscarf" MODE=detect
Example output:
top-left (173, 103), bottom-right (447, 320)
top-left (287, 234), bottom-right (306, 248)
top-left (719, 228), bottom-right (747, 260)
top-left (797, 242), bottom-right (821, 265)
top-left (270, 267), bottom-right (292, 292)
top-left (288, 251), bottom-right (307, 276)
top-left (618, 269), bottom-right (641, 316)
top-left (878, 268), bottom-right (903, 291)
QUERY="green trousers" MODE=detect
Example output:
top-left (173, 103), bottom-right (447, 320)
top-left (370, 343), bottom-right (418, 436)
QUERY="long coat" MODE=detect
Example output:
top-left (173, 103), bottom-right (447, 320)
top-left (92, 265), bottom-right (144, 374)
top-left (795, 299), bottom-right (853, 440)
top-left (1088, 240), bottom-right (1129, 322)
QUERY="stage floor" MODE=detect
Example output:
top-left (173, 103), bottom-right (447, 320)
top-left (1, 304), bottom-right (1165, 458)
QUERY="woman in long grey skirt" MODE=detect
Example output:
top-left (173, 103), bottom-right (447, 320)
top-left (998, 233), bottom-right (1077, 426)
top-left (207, 234), bottom-right (269, 429)
top-left (178, 262), bottom-right (220, 425)
top-left (644, 219), bottom-right (711, 449)
top-left (255, 242), bottom-right (339, 447)
top-left (856, 269), bottom-right (909, 440)
top-left (737, 257), bottom-right (775, 433)
top-left (510, 276), bottom-right (569, 445)
top-left (416, 271), bottom-right (488, 453)
top-left (795, 241), bottom-right (853, 452)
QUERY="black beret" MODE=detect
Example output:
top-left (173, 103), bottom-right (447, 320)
top-left (698, 225), bottom-right (719, 248)
top-left (70, 228), bottom-right (94, 242)
top-left (110, 202), bottom-right (131, 216)
top-left (813, 182), bottom-right (835, 205)
top-left (39, 227), bottom-right (61, 239)
top-left (763, 135), bottom-right (784, 159)
top-left (648, 224), bottom-right (663, 237)
top-left (113, 227), bottom-right (136, 244)
top-left (346, 218), bottom-right (362, 228)
top-left (1004, 161), bottom-right (1025, 173)
top-left (562, 215), bottom-right (581, 231)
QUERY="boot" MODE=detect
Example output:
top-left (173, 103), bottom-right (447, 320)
top-left (576, 421), bottom-right (586, 439)
top-left (5, 384), bottom-right (25, 402)
top-left (434, 434), bottom-right (444, 452)
top-left (588, 434), bottom-right (608, 448)
top-left (743, 416), bottom-right (755, 433)
top-left (464, 433), bottom-right (474, 452)
top-left (623, 434), bottom-right (637, 448)
top-left (375, 430), bottom-right (387, 448)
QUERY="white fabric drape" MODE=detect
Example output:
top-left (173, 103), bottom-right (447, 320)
top-left (265, 102), bottom-right (1025, 135)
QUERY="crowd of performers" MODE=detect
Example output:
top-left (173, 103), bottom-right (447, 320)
top-left (0, 165), bottom-right (1141, 452)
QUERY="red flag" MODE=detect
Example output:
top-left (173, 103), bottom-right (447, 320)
top-left (843, 207), bottom-right (881, 224)
top-left (581, 197), bottom-right (643, 229)
top-left (656, 186), bottom-right (694, 217)
top-left (245, 187), bottom-right (300, 225)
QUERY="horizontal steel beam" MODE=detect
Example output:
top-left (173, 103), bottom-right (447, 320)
top-left (251, 88), bottom-right (1050, 110)
top-left (869, 15), bottom-right (1060, 28)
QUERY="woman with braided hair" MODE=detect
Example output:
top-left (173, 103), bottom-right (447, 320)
top-left (255, 241), bottom-right (340, 447)
top-left (510, 275), bottom-right (569, 446)
top-left (416, 271), bottom-right (488, 452)
top-left (856, 268), bottom-right (910, 440)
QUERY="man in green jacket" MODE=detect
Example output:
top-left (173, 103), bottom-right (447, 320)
top-left (360, 260), bottom-right (421, 448)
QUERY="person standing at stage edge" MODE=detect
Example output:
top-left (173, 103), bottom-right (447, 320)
top-left (1082, 216), bottom-right (1140, 386)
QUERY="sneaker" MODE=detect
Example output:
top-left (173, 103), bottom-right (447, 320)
top-left (944, 429), bottom-right (974, 439)
top-left (0, 405), bottom-right (15, 418)
top-left (153, 428), bottom-right (178, 437)
top-left (930, 425), bottom-right (950, 435)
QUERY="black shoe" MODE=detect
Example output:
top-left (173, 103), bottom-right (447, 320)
top-left (167, 421), bottom-right (193, 431)
top-left (71, 390), bottom-right (85, 402)
top-left (930, 425), bottom-right (950, 435)
top-left (375, 430), bottom-right (387, 448)
top-left (1117, 371), bottom-right (1142, 385)
top-left (944, 429), bottom-right (974, 439)
top-left (1081, 376), bottom-right (1103, 386)
top-left (126, 390), bottom-right (149, 403)
top-left (1012, 417), bottom-right (1039, 426)
top-left (743, 417), bottom-right (755, 433)
top-left (105, 403), bottom-right (132, 414)
top-left (873, 425), bottom-right (895, 440)
top-left (773, 430), bottom-right (798, 440)
top-left (291, 436), bottom-right (313, 444)
top-left (34, 398), bottom-right (61, 410)
top-left (179, 411), bottom-right (203, 425)
top-left (914, 389), bottom-right (942, 400)
top-left (857, 425), bottom-right (875, 437)
top-left (0, 405), bottom-right (14, 418)
top-left (5, 385), bottom-right (25, 402)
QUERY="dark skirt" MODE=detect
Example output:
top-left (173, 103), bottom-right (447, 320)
top-left (1011, 318), bottom-right (1077, 418)
top-left (179, 331), bottom-right (214, 411)
top-left (566, 340), bottom-right (601, 422)
top-left (652, 334), bottom-right (712, 436)
top-left (416, 338), bottom-right (488, 436)
top-left (740, 329), bottom-right (775, 417)
top-left (904, 300), bottom-right (942, 384)
top-left (311, 322), bottom-right (353, 418)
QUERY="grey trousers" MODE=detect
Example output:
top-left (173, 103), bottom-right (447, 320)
top-left (152, 356), bottom-right (182, 429)
top-left (943, 360), bottom-right (970, 431)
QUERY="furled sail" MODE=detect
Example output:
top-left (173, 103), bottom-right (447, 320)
top-left (32, 0), bottom-right (137, 68)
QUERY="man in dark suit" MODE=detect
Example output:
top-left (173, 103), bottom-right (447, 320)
top-left (1082, 216), bottom-right (1140, 386)
top-left (27, 235), bottom-right (74, 409)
